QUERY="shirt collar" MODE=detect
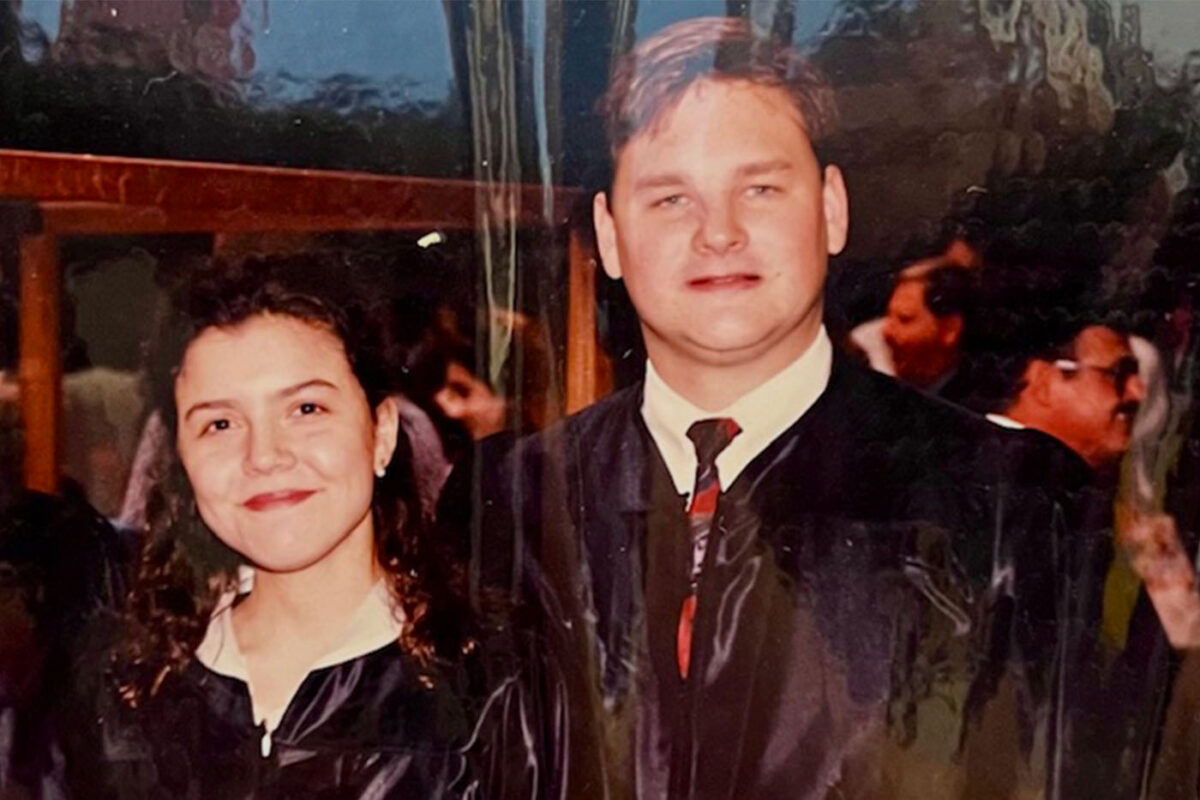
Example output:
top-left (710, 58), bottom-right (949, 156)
top-left (641, 327), bottom-right (833, 496)
top-left (986, 413), bottom-right (1026, 430)
top-left (195, 571), bottom-right (404, 732)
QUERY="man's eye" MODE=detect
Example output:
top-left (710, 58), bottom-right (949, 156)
top-left (652, 194), bottom-right (686, 208)
top-left (747, 184), bottom-right (780, 197)
top-left (296, 402), bottom-right (324, 416)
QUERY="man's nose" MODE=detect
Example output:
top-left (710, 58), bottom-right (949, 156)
top-left (695, 199), bottom-right (747, 254)
top-left (434, 387), bottom-right (465, 420)
top-left (1125, 373), bottom-right (1147, 404)
top-left (882, 316), bottom-right (898, 346)
top-left (244, 423), bottom-right (295, 474)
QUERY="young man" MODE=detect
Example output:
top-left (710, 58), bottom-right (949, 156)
top-left (455, 17), bottom-right (1075, 799)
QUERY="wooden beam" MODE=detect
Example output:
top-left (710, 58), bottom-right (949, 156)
top-left (35, 201), bottom-right (498, 237)
top-left (18, 234), bottom-right (60, 493)
top-left (565, 227), bottom-right (612, 413)
top-left (0, 149), bottom-right (576, 230)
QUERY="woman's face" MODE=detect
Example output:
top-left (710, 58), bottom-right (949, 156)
top-left (173, 314), bottom-right (398, 574)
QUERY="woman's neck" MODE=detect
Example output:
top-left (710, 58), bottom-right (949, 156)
top-left (224, 515), bottom-right (389, 728)
top-left (233, 515), bottom-right (382, 657)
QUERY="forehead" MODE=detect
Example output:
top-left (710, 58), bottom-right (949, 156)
top-left (888, 280), bottom-right (928, 309)
top-left (615, 79), bottom-right (815, 175)
top-left (1074, 325), bottom-right (1131, 361)
top-left (176, 314), bottom-right (351, 393)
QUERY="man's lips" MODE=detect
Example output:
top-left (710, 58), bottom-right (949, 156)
top-left (1116, 401), bottom-right (1141, 422)
top-left (243, 490), bottom-right (317, 511)
top-left (687, 273), bottom-right (761, 290)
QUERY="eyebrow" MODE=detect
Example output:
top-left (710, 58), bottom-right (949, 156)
top-left (631, 173), bottom-right (687, 192)
top-left (630, 159), bottom-right (796, 193)
top-left (737, 159), bottom-right (794, 178)
top-left (182, 378), bottom-right (338, 422)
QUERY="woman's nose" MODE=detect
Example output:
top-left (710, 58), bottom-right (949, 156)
top-left (244, 423), bottom-right (295, 474)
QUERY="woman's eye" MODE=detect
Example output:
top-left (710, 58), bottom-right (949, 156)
top-left (201, 418), bottom-right (231, 436)
top-left (296, 401), bottom-right (325, 416)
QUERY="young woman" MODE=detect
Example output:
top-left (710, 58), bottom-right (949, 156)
top-left (56, 254), bottom-right (554, 798)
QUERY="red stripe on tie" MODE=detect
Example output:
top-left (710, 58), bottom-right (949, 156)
top-left (688, 483), bottom-right (719, 515)
top-left (677, 593), bottom-right (698, 679)
top-left (678, 418), bottom-right (741, 680)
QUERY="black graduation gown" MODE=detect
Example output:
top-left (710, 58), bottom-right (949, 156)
top-left (53, 631), bottom-right (557, 800)
top-left (1, 491), bottom-right (561, 799)
top-left (1056, 476), bottom-right (1181, 800)
top-left (452, 355), bottom-right (1079, 800)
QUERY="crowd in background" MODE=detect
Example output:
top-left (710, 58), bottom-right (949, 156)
top-left (3, 11), bottom-right (1200, 800)
top-left (2, 180), bottom-right (1199, 799)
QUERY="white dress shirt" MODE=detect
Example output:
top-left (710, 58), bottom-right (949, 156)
top-left (641, 327), bottom-right (834, 499)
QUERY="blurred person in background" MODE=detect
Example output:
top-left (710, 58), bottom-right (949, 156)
top-left (0, 483), bottom-right (129, 799)
top-left (429, 307), bottom-right (509, 443)
top-left (986, 321), bottom-right (1144, 477)
top-left (959, 248), bottom-right (1188, 798)
top-left (370, 300), bottom-right (553, 516)
top-left (880, 258), bottom-right (975, 393)
top-left (428, 306), bottom-right (552, 449)
top-left (849, 248), bottom-right (979, 400)
top-left (987, 318), bottom-right (1190, 800)
top-left (0, 291), bottom-right (135, 797)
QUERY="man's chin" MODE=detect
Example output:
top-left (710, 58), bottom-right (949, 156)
top-left (1090, 445), bottom-right (1128, 478)
top-left (681, 336), bottom-right (785, 367)
top-left (644, 317), bottom-right (820, 372)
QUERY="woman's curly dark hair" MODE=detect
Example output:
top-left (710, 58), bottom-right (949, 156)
top-left (114, 252), bottom-right (470, 704)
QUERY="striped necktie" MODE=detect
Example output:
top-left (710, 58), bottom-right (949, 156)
top-left (676, 417), bottom-right (742, 679)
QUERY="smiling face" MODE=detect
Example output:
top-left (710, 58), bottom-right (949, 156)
top-left (593, 79), bottom-right (849, 394)
top-left (1045, 325), bottom-right (1145, 469)
top-left (173, 314), bottom-right (398, 574)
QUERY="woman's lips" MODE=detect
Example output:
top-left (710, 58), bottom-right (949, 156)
top-left (687, 273), bottom-right (761, 290)
top-left (243, 490), bottom-right (317, 511)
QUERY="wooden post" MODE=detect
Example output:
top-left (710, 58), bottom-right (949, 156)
top-left (565, 228), bottom-right (612, 413)
top-left (18, 234), bottom-right (60, 493)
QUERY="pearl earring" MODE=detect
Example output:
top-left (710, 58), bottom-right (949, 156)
top-left (375, 464), bottom-right (386, 479)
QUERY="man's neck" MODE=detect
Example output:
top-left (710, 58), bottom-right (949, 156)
top-left (645, 327), bottom-right (821, 411)
top-left (907, 352), bottom-right (959, 391)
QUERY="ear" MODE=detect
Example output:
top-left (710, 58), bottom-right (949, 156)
top-left (371, 395), bottom-right (401, 475)
top-left (940, 314), bottom-right (964, 347)
top-left (1024, 360), bottom-right (1056, 408)
top-left (593, 191), bottom-right (623, 280)
top-left (822, 165), bottom-right (850, 256)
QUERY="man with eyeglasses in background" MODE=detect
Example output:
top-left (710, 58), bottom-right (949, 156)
top-left (986, 322), bottom-right (1144, 476)
top-left (968, 300), bottom-right (1193, 798)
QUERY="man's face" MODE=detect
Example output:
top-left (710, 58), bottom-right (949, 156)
top-left (1045, 325), bottom-right (1145, 469)
top-left (434, 360), bottom-right (508, 440)
top-left (593, 79), bottom-right (849, 384)
top-left (882, 279), bottom-right (961, 386)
